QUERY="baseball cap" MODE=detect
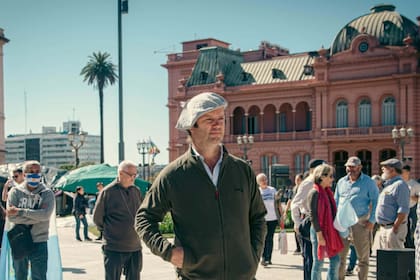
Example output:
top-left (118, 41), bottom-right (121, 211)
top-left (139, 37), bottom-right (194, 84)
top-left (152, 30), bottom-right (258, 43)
top-left (345, 156), bottom-right (362, 167)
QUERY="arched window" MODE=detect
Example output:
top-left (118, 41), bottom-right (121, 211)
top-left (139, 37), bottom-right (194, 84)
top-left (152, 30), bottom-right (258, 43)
top-left (382, 96), bottom-right (396, 126)
top-left (248, 106), bottom-right (260, 134)
top-left (295, 102), bottom-right (311, 131)
top-left (336, 100), bottom-right (348, 128)
top-left (279, 103), bottom-right (293, 132)
top-left (261, 154), bottom-right (278, 175)
top-left (263, 104), bottom-right (276, 133)
top-left (233, 107), bottom-right (245, 135)
top-left (295, 154), bottom-right (302, 174)
top-left (357, 150), bottom-right (372, 176)
top-left (333, 150), bottom-right (349, 180)
top-left (358, 98), bottom-right (371, 127)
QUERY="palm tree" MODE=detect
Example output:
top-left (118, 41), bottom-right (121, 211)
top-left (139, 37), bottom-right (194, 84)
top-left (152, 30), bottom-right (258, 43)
top-left (81, 52), bottom-right (118, 163)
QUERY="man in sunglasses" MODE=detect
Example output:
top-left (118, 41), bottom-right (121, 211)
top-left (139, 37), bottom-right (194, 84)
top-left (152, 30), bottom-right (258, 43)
top-left (93, 160), bottom-right (143, 280)
top-left (6, 160), bottom-right (55, 280)
top-left (2, 168), bottom-right (25, 203)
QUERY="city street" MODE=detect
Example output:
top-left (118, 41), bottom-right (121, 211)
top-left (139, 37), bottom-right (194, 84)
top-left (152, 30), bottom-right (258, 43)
top-left (57, 215), bottom-right (378, 279)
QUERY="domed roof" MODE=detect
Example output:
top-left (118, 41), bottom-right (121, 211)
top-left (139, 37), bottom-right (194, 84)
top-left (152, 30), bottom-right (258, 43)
top-left (330, 4), bottom-right (419, 55)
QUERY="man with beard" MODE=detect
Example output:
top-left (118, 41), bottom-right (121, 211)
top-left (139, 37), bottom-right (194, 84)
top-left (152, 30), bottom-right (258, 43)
top-left (376, 158), bottom-right (410, 249)
top-left (335, 156), bottom-right (378, 280)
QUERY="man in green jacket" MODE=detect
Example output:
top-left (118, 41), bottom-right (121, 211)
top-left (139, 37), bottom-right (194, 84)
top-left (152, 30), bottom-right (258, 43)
top-left (136, 92), bottom-right (267, 280)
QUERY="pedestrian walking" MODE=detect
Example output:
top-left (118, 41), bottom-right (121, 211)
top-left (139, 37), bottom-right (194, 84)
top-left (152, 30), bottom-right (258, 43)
top-left (73, 186), bottom-right (91, 242)
top-left (257, 173), bottom-right (279, 266)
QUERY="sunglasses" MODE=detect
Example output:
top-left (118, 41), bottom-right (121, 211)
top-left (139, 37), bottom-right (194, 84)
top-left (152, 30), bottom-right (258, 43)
top-left (12, 175), bottom-right (19, 179)
top-left (122, 170), bottom-right (137, 178)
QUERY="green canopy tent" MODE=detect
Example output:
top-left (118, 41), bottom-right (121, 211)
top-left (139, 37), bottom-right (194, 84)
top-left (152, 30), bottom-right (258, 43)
top-left (53, 163), bottom-right (150, 196)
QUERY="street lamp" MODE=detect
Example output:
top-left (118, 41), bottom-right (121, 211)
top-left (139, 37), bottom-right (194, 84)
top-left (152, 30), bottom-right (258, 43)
top-left (137, 139), bottom-right (151, 179)
top-left (392, 126), bottom-right (414, 162)
top-left (117, 0), bottom-right (128, 162)
top-left (237, 135), bottom-right (254, 162)
top-left (68, 131), bottom-right (87, 168)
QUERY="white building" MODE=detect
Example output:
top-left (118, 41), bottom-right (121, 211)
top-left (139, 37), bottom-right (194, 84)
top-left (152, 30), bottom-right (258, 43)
top-left (5, 121), bottom-right (100, 168)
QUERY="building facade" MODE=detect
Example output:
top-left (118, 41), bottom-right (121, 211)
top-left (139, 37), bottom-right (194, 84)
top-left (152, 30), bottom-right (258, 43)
top-left (164, 5), bottom-right (420, 184)
top-left (6, 121), bottom-right (100, 168)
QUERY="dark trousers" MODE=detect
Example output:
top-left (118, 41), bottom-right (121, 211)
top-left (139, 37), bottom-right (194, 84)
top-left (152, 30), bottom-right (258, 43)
top-left (13, 241), bottom-right (48, 280)
top-left (103, 248), bottom-right (142, 280)
top-left (302, 237), bottom-right (313, 280)
top-left (262, 220), bottom-right (278, 262)
top-left (294, 231), bottom-right (301, 252)
top-left (405, 204), bottom-right (417, 248)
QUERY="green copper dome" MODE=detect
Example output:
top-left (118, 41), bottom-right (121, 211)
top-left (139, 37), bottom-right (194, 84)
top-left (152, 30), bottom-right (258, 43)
top-left (330, 4), bottom-right (419, 55)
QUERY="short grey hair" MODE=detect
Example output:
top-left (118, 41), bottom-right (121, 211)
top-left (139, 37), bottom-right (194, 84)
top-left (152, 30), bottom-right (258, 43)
top-left (118, 160), bottom-right (137, 172)
top-left (313, 164), bottom-right (334, 185)
top-left (23, 160), bottom-right (41, 173)
top-left (256, 173), bottom-right (267, 184)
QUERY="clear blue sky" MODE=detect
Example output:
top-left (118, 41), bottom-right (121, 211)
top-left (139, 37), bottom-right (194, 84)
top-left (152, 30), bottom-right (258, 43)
top-left (0, 0), bottom-right (419, 165)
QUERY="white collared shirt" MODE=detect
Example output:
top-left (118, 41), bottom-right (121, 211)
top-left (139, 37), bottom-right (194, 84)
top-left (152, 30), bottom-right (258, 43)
top-left (192, 145), bottom-right (223, 187)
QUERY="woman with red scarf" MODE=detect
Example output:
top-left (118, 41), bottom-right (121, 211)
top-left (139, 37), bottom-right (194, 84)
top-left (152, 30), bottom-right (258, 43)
top-left (308, 164), bottom-right (343, 280)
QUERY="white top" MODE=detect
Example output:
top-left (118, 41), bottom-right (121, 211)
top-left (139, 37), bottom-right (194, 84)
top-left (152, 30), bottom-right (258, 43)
top-left (291, 175), bottom-right (314, 227)
top-left (407, 179), bottom-right (420, 208)
top-left (259, 186), bottom-right (277, 221)
top-left (192, 145), bottom-right (223, 187)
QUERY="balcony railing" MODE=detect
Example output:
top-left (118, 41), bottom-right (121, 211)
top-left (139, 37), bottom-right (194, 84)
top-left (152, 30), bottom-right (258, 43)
top-left (221, 125), bottom-right (395, 144)
top-left (321, 125), bottom-right (394, 139)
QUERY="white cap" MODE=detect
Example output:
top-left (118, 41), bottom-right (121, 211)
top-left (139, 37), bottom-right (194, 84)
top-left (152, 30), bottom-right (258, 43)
top-left (175, 92), bottom-right (227, 130)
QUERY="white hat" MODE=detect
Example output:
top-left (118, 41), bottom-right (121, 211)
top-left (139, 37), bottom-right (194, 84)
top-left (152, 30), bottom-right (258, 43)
top-left (175, 92), bottom-right (227, 130)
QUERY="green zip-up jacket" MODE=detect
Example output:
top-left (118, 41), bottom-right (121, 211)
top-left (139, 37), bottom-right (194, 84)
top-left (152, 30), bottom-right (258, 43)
top-left (136, 146), bottom-right (267, 280)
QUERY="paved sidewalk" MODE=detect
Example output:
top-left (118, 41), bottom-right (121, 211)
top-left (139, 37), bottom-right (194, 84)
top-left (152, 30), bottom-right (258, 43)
top-left (58, 215), bottom-right (378, 279)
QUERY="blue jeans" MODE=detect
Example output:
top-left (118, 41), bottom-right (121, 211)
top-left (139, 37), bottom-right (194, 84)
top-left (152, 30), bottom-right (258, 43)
top-left (13, 241), bottom-right (48, 280)
top-left (347, 244), bottom-right (357, 271)
top-left (310, 227), bottom-right (340, 280)
top-left (75, 214), bottom-right (89, 239)
top-left (302, 235), bottom-right (313, 280)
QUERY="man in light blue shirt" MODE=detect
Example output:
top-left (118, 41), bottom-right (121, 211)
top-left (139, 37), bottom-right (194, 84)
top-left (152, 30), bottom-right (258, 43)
top-left (335, 156), bottom-right (379, 280)
top-left (375, 158), bottom-right (410, 249)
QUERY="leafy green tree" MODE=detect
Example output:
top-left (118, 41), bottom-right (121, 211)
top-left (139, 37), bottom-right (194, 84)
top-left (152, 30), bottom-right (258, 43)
top-left (80, 52), bottom-right (118, 163)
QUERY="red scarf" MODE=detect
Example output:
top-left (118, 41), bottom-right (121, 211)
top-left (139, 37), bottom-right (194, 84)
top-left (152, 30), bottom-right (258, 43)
top-left (314, 183), bottom-right (343, 260)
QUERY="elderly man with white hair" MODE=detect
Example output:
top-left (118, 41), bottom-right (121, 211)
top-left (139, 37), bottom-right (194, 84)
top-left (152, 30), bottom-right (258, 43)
top-left (136, 92), bottom-right (267, 280)
top-left (93, 160), bottom-right (143, 280)
top-left (256, 172), bottom-right (279, 267)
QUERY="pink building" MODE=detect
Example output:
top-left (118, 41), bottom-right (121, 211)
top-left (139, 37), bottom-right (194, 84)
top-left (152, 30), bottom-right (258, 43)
top-left (163, 5), bottom-right (420, 183)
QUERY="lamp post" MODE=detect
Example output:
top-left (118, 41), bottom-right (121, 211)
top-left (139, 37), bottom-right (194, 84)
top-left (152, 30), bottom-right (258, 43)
top-left (137, 139), bottom-right (151, 179)
top-left (68, 131), bottom-right (87, 168)
top-left (117, 0), bottom-right (128, 162)
top-left (392, 126), bottom-right (414, 162)
top-left (237, 135), bottom-right (254, 162)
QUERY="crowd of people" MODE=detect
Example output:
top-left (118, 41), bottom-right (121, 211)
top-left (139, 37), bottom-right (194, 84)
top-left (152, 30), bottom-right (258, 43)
top-left (0, 91), bottom-right (419, 280)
